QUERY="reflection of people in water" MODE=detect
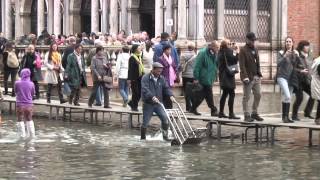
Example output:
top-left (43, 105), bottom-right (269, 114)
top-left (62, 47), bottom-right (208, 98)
top-left (15, 68), bottom-right (36, 139)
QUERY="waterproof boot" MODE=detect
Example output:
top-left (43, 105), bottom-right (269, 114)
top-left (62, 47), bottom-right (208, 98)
top-left (244, 113), bottom-right (253, 122)
top-left (26, 120), bottom-right (36, 138)
top-left (58, 90), bottom-right (67, 104)
top-left (218, 112), bottom-right (228, 118)
top-left (161, 123), bottom-right (170, 141)
top-left (140, 127), bottom-right (147, 140)
top-left (16, 121), bottom-right (26, 139)
top-left (315, 118), bottom-right (320, 125)
top-left (282, 103), bottom-right (294, 123)
top-left (211, 107), bottom-right (219, 117)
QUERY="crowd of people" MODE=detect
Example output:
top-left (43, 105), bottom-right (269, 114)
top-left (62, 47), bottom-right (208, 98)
top-left (2, 29), bottom-right (320, 140)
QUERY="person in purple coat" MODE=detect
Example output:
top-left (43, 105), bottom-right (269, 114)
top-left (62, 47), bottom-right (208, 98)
top-left (158, 44), bottom-right (177, 109)
top-left (15, 68), bottom-right (35, 139)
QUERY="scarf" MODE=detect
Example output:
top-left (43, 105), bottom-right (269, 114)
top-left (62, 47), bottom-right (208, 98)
top-left (132, 53), bottom-right (144, 77)
top-left (51, 51), bottom-right (61, 65)
top-left (164, 54), bottom-right (176, 87)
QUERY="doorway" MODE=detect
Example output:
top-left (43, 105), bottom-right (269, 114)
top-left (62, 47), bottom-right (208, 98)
top-left (139, 0), bottom-right (155, 38)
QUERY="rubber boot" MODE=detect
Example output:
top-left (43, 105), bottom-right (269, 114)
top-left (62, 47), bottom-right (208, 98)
top-left (26, 120), bottom-right (36, 138)
top-left (282, 103), bottom-right (294, 123)
top-left (161, 123), bottom-right (170, 141)
top-left (16, 121), bottom-right (26, 139)
top-left (140, 127), bottom-right (146, 140)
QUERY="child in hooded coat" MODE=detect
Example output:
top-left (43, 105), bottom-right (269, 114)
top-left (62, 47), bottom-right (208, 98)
top-left (15, 68), bottom-right (35, 138)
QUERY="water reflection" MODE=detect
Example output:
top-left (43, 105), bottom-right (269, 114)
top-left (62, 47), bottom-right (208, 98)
top-left (0, 118), bottom-right (320, 179)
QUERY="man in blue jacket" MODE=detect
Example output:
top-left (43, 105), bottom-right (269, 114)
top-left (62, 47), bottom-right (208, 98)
top-left (153, 32), bottom-right (179, 70)
top-left (141, 62), bottom-right (176, 140)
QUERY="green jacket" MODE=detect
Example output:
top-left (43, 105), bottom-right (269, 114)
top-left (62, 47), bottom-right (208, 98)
top-left (65, 53), bottom-right (87, 88)
top-left (193, 47), bottom-right (218, 86)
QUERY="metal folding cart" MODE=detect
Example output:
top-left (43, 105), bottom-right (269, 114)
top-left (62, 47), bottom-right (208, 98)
top-left (159, 99), bottom-right (204, 145)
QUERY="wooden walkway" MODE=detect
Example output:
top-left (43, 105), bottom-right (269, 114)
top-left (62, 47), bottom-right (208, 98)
top-left (2, 96), bottom-right (143, 128)
top-left (194, 116), bottom-right (320, 146)
top-left (2, 96), bottom-right (320, 146)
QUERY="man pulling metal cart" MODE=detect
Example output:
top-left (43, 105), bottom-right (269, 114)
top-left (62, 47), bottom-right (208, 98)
top-left (141, 62), bottom-right (203, 145)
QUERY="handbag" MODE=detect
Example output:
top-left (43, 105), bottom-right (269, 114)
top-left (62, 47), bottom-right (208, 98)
top-left (103, 75), bottom-right (113, 83)
top-left (62, 82), bottom-right (71, 96)
top-left (224, 53), bottom-right (239, 76)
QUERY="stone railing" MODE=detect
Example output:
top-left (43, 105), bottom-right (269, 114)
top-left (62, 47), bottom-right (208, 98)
top-left (15, 45), bottom-right (124, 65)
top-left (15, 43), bottom-right (278, 81)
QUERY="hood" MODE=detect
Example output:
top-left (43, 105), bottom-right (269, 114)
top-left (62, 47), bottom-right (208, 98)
top-left (20, 68), bottom-right (31, 81)
top-left (183, 51), bottom-right (196, 60)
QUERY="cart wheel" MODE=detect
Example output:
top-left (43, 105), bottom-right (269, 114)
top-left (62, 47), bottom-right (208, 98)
top-left (171, 139), bottom-right (180, 146)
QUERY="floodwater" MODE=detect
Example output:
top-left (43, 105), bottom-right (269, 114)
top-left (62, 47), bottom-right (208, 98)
top-left (1, 116), bottom-right (320, 180)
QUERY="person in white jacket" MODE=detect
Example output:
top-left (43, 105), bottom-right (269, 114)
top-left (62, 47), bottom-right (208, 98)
top-left (115, 46), bottom-right (130, 107)
top-left (44, 43), bottom-right (67, 104)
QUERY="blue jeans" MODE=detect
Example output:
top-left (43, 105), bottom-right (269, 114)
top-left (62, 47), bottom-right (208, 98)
top-left (95, 85), bottom-right (103, 105)
top-left (277, 77), bottom-right (293, 103)
top-left (118, 78), bottom-right (129, 103)
top-left (142, 103), bottom-right (168, 128)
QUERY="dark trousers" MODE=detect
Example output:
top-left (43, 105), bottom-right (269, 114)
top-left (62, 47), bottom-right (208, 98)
top-left (192, 84), bottom-right (216, 111)
top-left (69, 87), bottom-right (80, 104)
top-left (3, 69), bottom-right (18, 95)
top-left (47, 76), bottom-right (64, 101)
top-left (292, 83), bottom-right (315, 117)
top-left (219, 88), bottom-right (235, 114)
top-left (33, 81), bottom-right (40, 98)
top-left (88, 81), bottom-right (110, 107)
top-left (129, 79), bottom-right (141, 109)
top-left (316, 100), bottom-right (320, 119)
top-left (182, 77), bottom-right (194, 111)
top-left (163, 94), bottom-right (173, 109)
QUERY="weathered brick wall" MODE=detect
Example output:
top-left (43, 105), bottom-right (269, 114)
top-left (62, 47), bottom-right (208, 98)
top-left (288, 0), bottom-right (320, 57)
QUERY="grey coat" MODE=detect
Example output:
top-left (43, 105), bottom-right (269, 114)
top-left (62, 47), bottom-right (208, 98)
top-left (181, 51), bottom-right (197, 78)
top-left (91, 54), bottom-right (109, 82)
top-left (141, 73), bottom-right (173, 104)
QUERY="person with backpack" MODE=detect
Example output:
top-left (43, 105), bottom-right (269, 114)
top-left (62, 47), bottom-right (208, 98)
top-left (3, 42), bottom-right (19, 96)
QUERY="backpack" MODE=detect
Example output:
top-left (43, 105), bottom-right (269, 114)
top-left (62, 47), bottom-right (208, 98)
top-left (35, 52), bottom-right (42, 68)
top-left (7, 51), bottom-right (19, 68)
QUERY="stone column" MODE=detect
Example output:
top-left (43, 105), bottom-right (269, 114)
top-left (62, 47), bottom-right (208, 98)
top-left (1, 1), bottom-right (4, 34)
top-left (63, 0), bottom-right (70, 35)
top-left (155, 0), bottom-right (163, 36)
top-left (109, 0), bottom-right (119, 34)
top-left (216, 0), bottom-right (225, 40)
top-left (120, 0), bottom-right (128, 33)
top-left (177, 0), bottom-right (187, 40)
top-left (4, 0), bottom-right (12, 39)
top-left (53, 0), bottom-right (62, 35)
top-left (164, 0), bottom-right (173, 34)
top-left (270, 0), bottom-right (278, 48)
top-left (47, 0), bottom-right (54, 34)
top-left (101, 0), bottom-right (109, 33)
top-left (281, 0), bottom-right (288, 41)
top-left (249, 0), bottom-right (258, 34)
top-left (188, 0), bottom-right (206, 47)
top-left (14, 0), bottom-right (22, 39)
top-left (37, 0), bottom-right (45, 36)
top-left (91, 0), bottom-right (99, 33)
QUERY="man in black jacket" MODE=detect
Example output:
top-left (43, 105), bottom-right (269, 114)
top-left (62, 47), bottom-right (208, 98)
top-left (140, 62), bottom-right (175, 140)
top-left (62, 36), bottom-right (76, 69)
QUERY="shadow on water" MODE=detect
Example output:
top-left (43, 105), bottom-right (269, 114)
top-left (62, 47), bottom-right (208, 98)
top-left (0, 115), bottom-right (320, 179)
